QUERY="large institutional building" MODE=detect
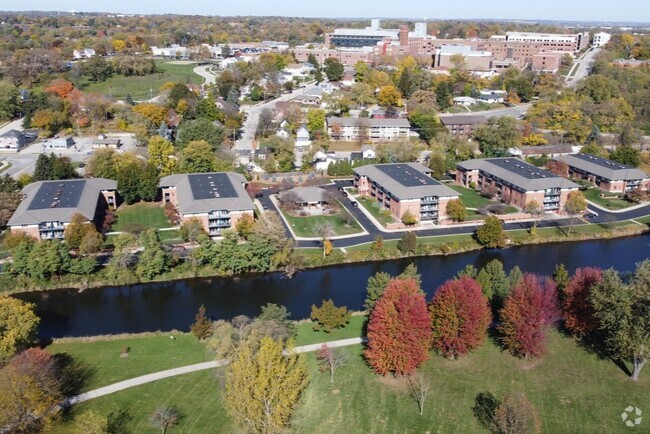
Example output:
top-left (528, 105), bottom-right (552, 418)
top-left (456, 158), bottom-right (580, 212)
top-left (8, 178), bottom-right (117, 240)
top-left (160, 172), bottom-right (255, 237)
top-left (354, 163), bottom-right (459, 224)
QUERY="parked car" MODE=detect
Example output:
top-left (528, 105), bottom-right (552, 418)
top-left (351, 201), bottom-right (358, 207)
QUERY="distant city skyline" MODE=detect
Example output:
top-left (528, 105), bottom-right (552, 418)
top-left (3, 0), bottom-right (650, 23)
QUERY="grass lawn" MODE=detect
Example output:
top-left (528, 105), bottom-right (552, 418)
top-left (448, 184), bottom-right (495, 209)
top-left (295, 315), bottom-right (365, 346)
top-left (112, 203), bottom-right (173, 233)
top-left (80, 61), bottom-right (203, 100)
top-left (346, 233), bottom-right (478, 253)
top-left (507, 221), bottom-right (638, 243)
top-left (54, 331), bottom-right (650, 434)
top-left (584, 188), bottom-right (635, 210)
top-left (356, 196), bottom-right (395, 226)
top-left (636, 215), bottom-right (650, 225)
top-left (46, 334), bottom-right (211, 391)
top-left (328, 142), bottom-right (362, 152)
top-left (158, 229), bottom-right (183, 244)
top-left (0, 161), bottom-right (11, 174)
top-left (281, 206), bottom-right (363, 238)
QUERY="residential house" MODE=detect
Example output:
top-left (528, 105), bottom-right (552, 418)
top-left (43, 137), bottom-right (74, 151)
top-left (555, 154), bottom-right (650, 193)
top-left (456, 158), bottom-right (580, 212)
top-left (439, 115), bottom-right (486, 137)
top-left (477, 90), bottom-right (507, 103)
top-left (159, 172), bottom-right (255, 237)
top-left (453, 96), bottom-right (478, 106)
top-left (92, 137), bottom-right (123, 150)
top-left (73, 48), bottom-right (96, 59)
top-left (8, 178), bottom-right (117, 240)
top-left (290, 94), bottom-right (322, 106)
top-left (326, 117), bottom-right (410, 142)
top-left (279, 186), bottom-right (330, 208)
top-left (354, 162), bottom-right (459, 223)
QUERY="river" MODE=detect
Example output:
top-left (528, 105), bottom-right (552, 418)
top-left (14, 235), bottom-right (650, 338)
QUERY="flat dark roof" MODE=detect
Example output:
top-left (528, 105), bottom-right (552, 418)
top-left (570, 153), bottom-right (632, 170)
top-left (376, 164), bottom-right (439, 187)
top-left (27, 180), bottom-right (85, 211)
top-left (188, 173), bottom-right (237, 200)
top-left (486, 158), bottom-right (556, 180)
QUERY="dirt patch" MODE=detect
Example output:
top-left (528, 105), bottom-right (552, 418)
top-left (520, 358), bottom-right (544, 370)
top-left (375, 374), bottom-right (410, 392)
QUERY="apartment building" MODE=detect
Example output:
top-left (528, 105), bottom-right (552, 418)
top-left (439, 115), bottom-right (486, 138)
top-left (592, 32), bottom-right (611, 47)
top-left (160, 172), bottom-right (255, 237)
top-left (499, 31), bottom-right (589, 52)
top-left (326, 117), bottom-right (410, 142)
top-left (8, 178), bottom-right (117, 240)
top-left (456, 158), bottom-right (580, 212)
top-left (354, 163), bottom-right (459, 223)
top-left (555, 154), bottom-right (650, 193)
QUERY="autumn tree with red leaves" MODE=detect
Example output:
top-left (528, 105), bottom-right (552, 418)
top-left (499, 274), bottom-right (559, 358)
top-left (365, 278), bottom-right (432, 376)
top-left (45, 78), bottom-right (75, 99)
top-left (429, 276), bottom-right (492, 359)
top-left (562, 267), bottom-right (603, 337)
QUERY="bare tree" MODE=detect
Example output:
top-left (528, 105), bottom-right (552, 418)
top-left (408, 372), bottom-right (432, 416)
top-left (314, 221), bottom-right (336, 239)
top-left (525, 200), bottom-right (545, 236)
top-left (149, 407), bottom-right (182, 434)
top-left (231, 315), bottom-right (252, 344)
top-left (316, 344), bottom-right (348, 383)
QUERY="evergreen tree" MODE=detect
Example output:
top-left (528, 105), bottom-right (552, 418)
top-left (191, 305), bottom-right (212, 340)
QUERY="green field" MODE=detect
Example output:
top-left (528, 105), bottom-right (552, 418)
top-left (281, 205), bottom-right (363, 238)
top-left (53, 331), bottom-right (650, 434)
top-left (584, 188), bottom-right (636, 210)
top-left (448, 185), bottom-right (495, 209)
top-left (112, 203), bottom-right (173, 233)
top-left (80, 61), bottom-right (204, 100)
top-left (356, 196), bottom-right (395, 226)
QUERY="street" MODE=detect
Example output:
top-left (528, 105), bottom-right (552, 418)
top-left (566, 47), bottom-right (601, 88)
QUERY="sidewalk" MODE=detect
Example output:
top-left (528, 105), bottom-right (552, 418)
top-left (66, 337), bottom-right (365, 406)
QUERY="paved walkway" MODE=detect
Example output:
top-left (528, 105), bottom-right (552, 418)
top-left (67, 337), bottom-right (364, 406)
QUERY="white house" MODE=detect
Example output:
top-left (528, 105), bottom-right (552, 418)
top-left (73, 48), bottom-right (96, 59)
top-left (318, 82), bottom-right (335, 94)
top-left (592, 32), bottom-right (611, 48)
top-left (362, 146), bottom-right (376, 159)
top-left (0, 130), bottom-right (36, 152)
top-left (477, 89), bottom-right (507, 103)
top-left (276, 128), bottom-right (290, 139)
top-left (295, 125), bottom-right (311, 150)
top-left (43, 137), bottom-right (74, 150)
top-left (453, 96), bottom-right (478, 106)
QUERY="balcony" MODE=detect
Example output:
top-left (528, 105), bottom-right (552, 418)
top-left (39, 222), bottom-right (65, 230)
top-left (420, 205), bottom-right (438, 212)
top-left (421, 196), bottom-right (439, 205)
top-left (208, 211), bottom-right (229, 219)
top-left (41, 231), bottom-right (64, 240)
top-left (209, 219), bottom-right (231, 228)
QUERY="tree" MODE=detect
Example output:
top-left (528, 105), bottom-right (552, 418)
top-left (148, 136), bottom-right (176, 176)
top-left (135, 229), bottom-right (170, 279)
top-left (553, 263), bottom-right (570, 298)
top-left (350, 82), bottom-right (376, 106)
top-left (0, 296), bottom-right (39, 361)
top-left (256, 108), bottom-right (276, 138)
top-left (562, 267), bottom-right (603, 337)
top-left (316, 343), bottom-right (347, 383)
top-left (610, 144), bottom-right (641, 167)
top-left (524, 200), bottom-right (544, 236)
top-left (190, 305), bottom-right (212, 340)
top-left (377, 85), bottom-right (401, 107)
top-left (365, 278), bottom-right (432, 376)
top-left (401, 210), bottom-right (418, 226)
top-left (397, 231), bottom-right (417, 255)
top-left (476, 216), bottom-right (506, 248)
top-left (133, 103), bottom-right (168, 126)
top-left (428, 153), bottom-right (446, 180)
top-left (0, 83), bottom-right (21, 121)
top-left (149, 407), bottom-right (182, 434)
top-left (446, 199), bottom-right (467, 222)
top-left (564, 191), bottom-right (587, 236)
top-left (258, 303), bottom-right (297, 338)
top-left (323, 57), bottom-right (344, 81)
top-left (179, 218), bottom-right (206, 243)
top-left (365, 272), bottom-right (392, 312)
top-left (429, 276), bottom-right (492, 359)
top-left (493, 392), bottom-right (542, 434)
top-left (590, 261), bottom-right (650, 381)
top-left (64, 213), bottom-right (94, 250)
top-left (224, 335), bottom-right (309, 433)
top-left (178, 140), bottom-right (217, 173)
top-left (473, 117), bottom-right (521, 157)
top-left (407, 372), bottom-right (432, 416)
top-left (499, 274), bottom-right (559, 359)
top-left (477, 259), bottom-right (510, 301)
top-left (0, 348), bottom-right (62, 433)
top-left (306, 108), bottom-right (325, 138)
top-left (310, 299), bottom-right (351, 332)
top-left (176, 118), bottom-right (225, 150)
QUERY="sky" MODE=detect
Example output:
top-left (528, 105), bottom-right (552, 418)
top-left (3, 0), bottom-right (650, 23)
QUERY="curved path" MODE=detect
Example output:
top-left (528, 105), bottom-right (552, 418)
top-left (193, 64), bottom-right (217, 85)
top-left (67, 337), bottom-right (364, 406)
top-left (258, 180), bottom-right (650, 249)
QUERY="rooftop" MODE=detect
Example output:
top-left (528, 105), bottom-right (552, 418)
top-left (439, 115), bottom-right (486, 126)
top-left (160, 172), bottom-right (254, 214)
top-left (556, 154), bottom-right (649, 181)
top-left (354, 163), bottom-right (458, 200)
top-left (8, 178), bottom-right (117, 226)
top-left (327, 117), bottom-right (411, 128)
top-left (457, 158), bottom-right (580, 192)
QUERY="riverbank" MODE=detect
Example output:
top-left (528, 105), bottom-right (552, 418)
top-left (47, 325), bottom-right (650, 434)
top-left (3, 219), bottom-right (649, 295)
